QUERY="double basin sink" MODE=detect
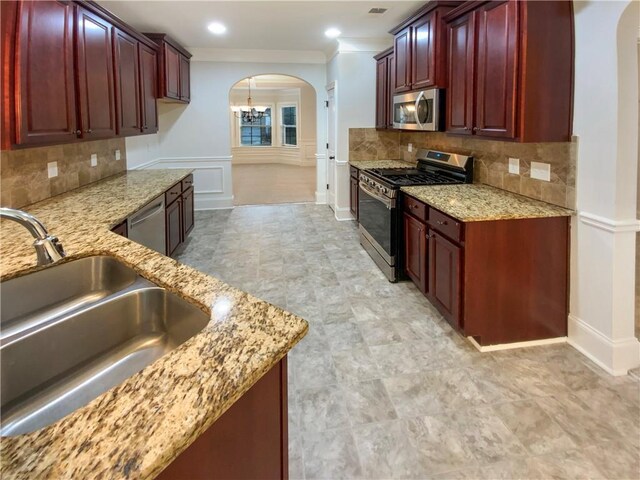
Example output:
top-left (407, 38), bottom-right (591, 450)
top-left (1, 256), bottom-right (209, 437)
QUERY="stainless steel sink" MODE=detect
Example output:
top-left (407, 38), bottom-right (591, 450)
top-left (0, 256), bottom-right (209, 436)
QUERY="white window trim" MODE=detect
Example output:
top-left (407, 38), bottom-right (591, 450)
top-left (236, 103), bottom-right (275, 147)
top-left (278, 102), bottom-right (299, 148)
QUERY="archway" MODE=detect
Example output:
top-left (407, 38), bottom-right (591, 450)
top-left (228, 74), bottom-right (318, 206)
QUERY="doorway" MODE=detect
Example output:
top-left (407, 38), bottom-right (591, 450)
top-left (326, 83), bottom-right (336, 211)
top-left (229, 74), bottom-right (317, 206)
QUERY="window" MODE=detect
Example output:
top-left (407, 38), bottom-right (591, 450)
top-left (240, 108), bottom-right (272, 146)
top-left (281, 105), bottom-right (297, 146)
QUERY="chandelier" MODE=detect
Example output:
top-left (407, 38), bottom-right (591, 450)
top-left (231, 77), bottom-right (268, 122)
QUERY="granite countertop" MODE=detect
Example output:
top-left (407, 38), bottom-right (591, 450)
top-left (349, 159), bottom-right (415, 170)
top-left (0, 170), bottom-right (308, 480)
top-left (401, 184), bottom-right (574, 222)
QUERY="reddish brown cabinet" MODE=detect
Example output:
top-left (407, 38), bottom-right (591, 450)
top-left (349, 166), bottom-right (359, 220)
top-left (444, 0), bottom-right (574, 142)
top-left (165, 193), bottom-right (182, 256)
top-left (113, 28), bottom-right (141, 137)
top-left (110, 220), bottom-right (128, 237)
top-left (145, 33), bottom-right (191, 104)
top-left (75, 6), bottom-right (116, 140)
top-left (139, 42), bottom-right (158, 134)
top-left (402, 192), bottom-right (569, 346)
top-left (428, 229), bottom-right (462, 329)
top-left (393, 27), bottom-right (412, 93)
top-left (9, 0), bottom-right (77, 147)
top-left (403, 212), bottom-right (428, 294)
top-left (182, 186), bottom-right (194, 237)
top-left (164, 174), bottom-right (195, 257)
top-left (374, 48), bottom-right (394, 129)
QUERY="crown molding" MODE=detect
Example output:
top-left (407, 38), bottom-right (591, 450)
top-left (189, 48), bottom-right (327, 64)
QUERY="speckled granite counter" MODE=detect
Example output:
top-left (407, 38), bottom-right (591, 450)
top-left (349, 159), bottom-right (415, 170)
top-left (401, 184), bottom-right (574, 222)
top-left (0, 170), bottom-right (308, 480)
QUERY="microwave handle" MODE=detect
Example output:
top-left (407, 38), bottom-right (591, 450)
top-left (414, 91), bottom-right (425, 129)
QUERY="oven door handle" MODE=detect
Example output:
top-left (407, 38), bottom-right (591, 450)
top-left (359, 182), bottom-right (394, 209)
top-left (414, 91), bottom-right (425, 129)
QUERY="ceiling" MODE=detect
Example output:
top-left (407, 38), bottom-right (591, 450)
top-left (98, 1), bottom-right (424, 52)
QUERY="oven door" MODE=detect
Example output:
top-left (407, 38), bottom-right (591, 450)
top-left (358, 183), bottom-right (396, 263)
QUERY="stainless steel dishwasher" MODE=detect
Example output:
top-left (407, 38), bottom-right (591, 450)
top-left (127, 195), bottom-right (166, 254)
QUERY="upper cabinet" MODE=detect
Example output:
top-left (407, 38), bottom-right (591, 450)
top-left (445, 0), bottom-right (574, 142)
top-left (389, 1), bottom-right (459, 93)
top-left (144, 33), bottom-right (192, 104)
top-left (1, 0), bottom-right (161, 149)
top-left (374, 47), bottom-right (394, 129)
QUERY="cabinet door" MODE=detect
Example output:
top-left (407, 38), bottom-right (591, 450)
top-left (475, 1), bottom-right (518, 139)
top-left (386, 55), bottom-right (395, 128)
top-left (375, 57), bottom-right (388, 129)
top-left (446, 12), bottom-right (475, 135)
top-left (14, 0), bottom-right (77, 146)
top-left (139, 43), bottom-right (158, 134)
top-left (404, 213), bottom-right (427, 294)
top-left (179, 55), bottom-right (190, 102)
top-left (113, 29), bottom-right (141, 137)
top-left (164, 43), bottom-right (180, 100)
top-left (350, 176), bottom-right (359, 220)
top-left (411, 11), bottom-right (436, 90)
top-left (165, 197), bottom-right (183, 256)
top-left (393, 27), bottom-right (412, 93)
top-left (182, 186), bottom-right (194, 238)
top-left (76, 7), bottom-right (116, 139)
top-left (428, 230), bottom-right (462, 329)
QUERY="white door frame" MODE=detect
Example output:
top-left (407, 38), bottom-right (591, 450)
top-left (326, 82), bottom-right (337, 211)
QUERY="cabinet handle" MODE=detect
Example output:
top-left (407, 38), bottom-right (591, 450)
top-left (85, 129), bottom-right (92, 133)
top-left (143, 126), bottom-right (148, 130)
top-left (473, 127), bottom-right (479, 132)
top-left (170, 191), bottom-right (178, 195)
top-left (75, 129), bottom-right (82, 135)
top-left (436, 220), bottom-right (447, 226)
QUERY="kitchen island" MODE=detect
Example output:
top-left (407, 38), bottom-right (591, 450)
top-left (0, 170), bottom-right (308, 480)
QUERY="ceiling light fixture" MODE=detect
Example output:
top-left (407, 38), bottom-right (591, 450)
top-left (207, 22), bottom-right (227, 35)
top-left (324, 28), bottom-right (341, 38)
top-left (230, 77), bottom-right (268, 123)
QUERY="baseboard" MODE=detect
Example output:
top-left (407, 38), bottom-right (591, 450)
top-left (467, 336), bottom-right (567, 353)
top-left (568, 314), bottom-right (640, 376)
top-left (315, 191), bottom-right (327, 204)
top-left (334, 206), bottom-right (355, 221)
top-left (195, 194), bottom-right (234, 210)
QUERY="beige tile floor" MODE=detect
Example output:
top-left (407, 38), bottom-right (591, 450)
top-left (232, 164), bottom-right (316, 206)
top-left (177, 204), bottom-right (640, 480)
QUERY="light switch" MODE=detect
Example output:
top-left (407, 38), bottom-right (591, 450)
top-left (408, 143), bottom-right (413, 153)
top-left (115, 149), bottom-right (121, 161)
top-left (530, 161), bottom-right (551, 181)
top-left (47, 161), bottom-right (58, 178)
top-left (508, 158), bottom-right (520, 175)
top-left (90, 154), bottom-right (98, 167)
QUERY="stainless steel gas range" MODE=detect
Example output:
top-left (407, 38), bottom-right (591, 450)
top-left (358, 149), bottom-right (473, 282)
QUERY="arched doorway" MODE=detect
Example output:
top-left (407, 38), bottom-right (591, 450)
top-left (228, 74), bottom-right (317, 206)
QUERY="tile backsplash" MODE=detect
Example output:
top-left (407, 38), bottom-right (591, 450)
top-left (1, 139), bottom-right (126, 208)
top-left (349, 129), bottom-right (576, 209)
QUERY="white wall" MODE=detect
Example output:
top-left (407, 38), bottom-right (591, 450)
top-left (326, 50), bottom-right (378, 220)
top-left (569, 0), bottom-right (640, 374)
top-left (127, 59), bottom-right (327, 209)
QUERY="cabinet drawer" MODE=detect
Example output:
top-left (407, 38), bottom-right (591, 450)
top-left (165, 182), bottom-right (182, 205)
top-left (350, 166), bottom-right (359, 179)
top-left (403, 195), bottom-right (427, 222)
top-left (429, 209), bottom-right (463, 243)
top-left (181, 174), bottom-right (194, 191)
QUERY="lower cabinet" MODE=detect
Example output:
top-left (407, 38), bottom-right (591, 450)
top-left (164, 174), bottom-right (195, 257)
top-left (157, 357), bottom-right (289, 480)
top-left (402, 193), bottom-right (569, 346)
top-left (350, 166), bottom-right (359, 220)
top-left (110, 220), bottom-right (128, 237)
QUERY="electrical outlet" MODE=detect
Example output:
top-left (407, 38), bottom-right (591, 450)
top-left (530, 161), bottom-right (551, 181)
top-left (508, 158), bottom-right (520, 175)
top-left (408, 143), bottom-right (413, 153)
top-left (90, 154), bottom-right (98, 167)
top-left (115, 149), bottom-right (121, 161)
top-left (47, 161), bottom-right (58, 178)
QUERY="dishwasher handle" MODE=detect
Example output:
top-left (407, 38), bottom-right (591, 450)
top-left (129, 201), bottom-right (164, 227)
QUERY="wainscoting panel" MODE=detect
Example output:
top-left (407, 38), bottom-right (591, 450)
top-left (134, 156), bottom-right (233, 210)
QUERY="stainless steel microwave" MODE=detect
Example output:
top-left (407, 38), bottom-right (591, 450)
top-left (392, 89), bottom-right (444, 131)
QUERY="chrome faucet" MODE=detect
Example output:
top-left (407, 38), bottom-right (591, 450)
top-left (0, 207), bottom-right (66, 265)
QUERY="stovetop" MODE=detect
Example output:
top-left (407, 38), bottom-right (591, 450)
top-left (366, 168), bottom-right (462, 187)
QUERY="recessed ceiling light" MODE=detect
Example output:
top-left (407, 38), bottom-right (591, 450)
top-left (325, 28), bottom-right (341, 39)
top-left (207, 22), bottom-right (227, 35)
